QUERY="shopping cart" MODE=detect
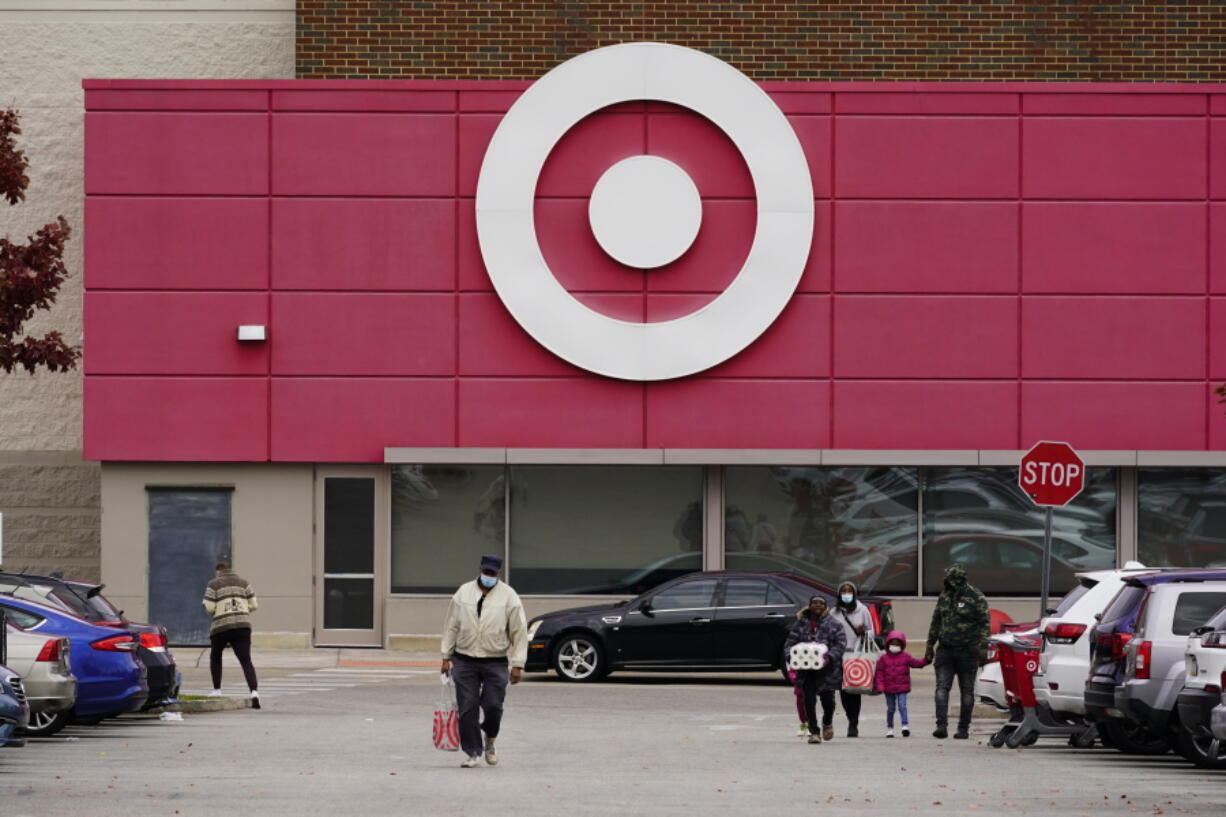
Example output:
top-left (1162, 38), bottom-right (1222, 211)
top-left (987, 630), bottom-right (1097, 749)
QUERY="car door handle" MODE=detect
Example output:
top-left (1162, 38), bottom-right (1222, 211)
top-left (690, 617), bottom-right (711, 625)
top-left (764, 613), bottom-right (786, 618)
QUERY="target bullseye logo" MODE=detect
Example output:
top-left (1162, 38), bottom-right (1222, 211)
top-left (475, 42), bottom-right (814, 381)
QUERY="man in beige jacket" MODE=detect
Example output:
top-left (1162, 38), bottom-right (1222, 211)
top-left (441, 553), bottom-right (528, 768)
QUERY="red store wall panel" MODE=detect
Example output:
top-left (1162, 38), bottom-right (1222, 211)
top-left (271, 378), bottom-right (455, 461)
top-left (84, 377), bottom-right (268, 461)
top-left (1022, 117), bottom-right (1207, 200)
top-left (271, 198), bottom-right (455, 291)
top-left (834, 202), bottom-right (1017, 293)
top-left (271, 113), bottom-right (456, 196)
top-left (85, 197), bottom-right (268, 290)
top-left (1212, 119), bottom-right (1226, 200)
top-left (645, 379), bottom-right (830, 449)
top-left (85, 292), bottom-right (268, 376)
top-left (833, 381), bottom-right (1019, 450)
top-left (1021, 297), bottom-right (1206, 380)
top-left (1023, 203), bottom-right (1207, 294)
top-left (1212, 204), bottom-right (1226, 295)
top-left (1211, 299), bottom-right (1226, 380)
top-left (833, 296), bottom-right (1018, 379)
top-left (834, 117), bottom-right (1019, 199)
top-left (270, 293), bottom-right (456, 376)
top-left (85, 112), bottom-right (268, 195)
top-left (458, 379), bottom-right (644, 448)
top-left (1021, 382), bottom-right (1207, 451)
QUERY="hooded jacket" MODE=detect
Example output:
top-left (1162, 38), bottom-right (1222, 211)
top-left (873, 630), bottom-right (928, 694)
top-left (783, 608), bottom-right (847, 693)
top-left (833, 580), bottom-right (875, 650)
top-left (925, 565), bottom-right (990, 653)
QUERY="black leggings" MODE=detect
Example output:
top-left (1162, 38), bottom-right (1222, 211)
top-left (209, 627), bottom-right (258, 692)
top-left (839, 689), bottom-right (862, 726)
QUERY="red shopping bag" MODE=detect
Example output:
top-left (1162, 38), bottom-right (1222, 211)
top-left (433, 675), bottom-right (460, 751)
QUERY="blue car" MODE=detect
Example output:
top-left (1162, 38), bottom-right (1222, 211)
top-left (0, 667), bottom-right (29, 747)
top-left (0, 597), bottom-right (147, 722)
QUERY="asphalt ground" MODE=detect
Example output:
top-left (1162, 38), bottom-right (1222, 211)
top-left (1, 649), bottom-right (1223, 816)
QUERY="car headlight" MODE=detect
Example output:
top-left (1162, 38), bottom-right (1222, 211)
top-left (527, 620), bottom-right (542, 640)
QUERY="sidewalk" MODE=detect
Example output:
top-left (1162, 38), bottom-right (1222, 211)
top-left (174, 646), bottom-right (440, 671)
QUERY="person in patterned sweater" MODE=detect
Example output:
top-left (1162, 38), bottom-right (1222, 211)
top-left (203, 562), bottom-right (260, 709)
top-left (923, 564), bottom-right (990, 739)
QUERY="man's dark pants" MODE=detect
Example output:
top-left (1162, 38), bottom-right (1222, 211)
top-left (933, 645), bottom-right (979, 731)
top-left (209, 626), bottom-right (258, 691)
top-left (451, 654), bottom-right (509, 757)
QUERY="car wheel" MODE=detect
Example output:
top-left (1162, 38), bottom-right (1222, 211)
top-left (1176, 728), bottom-right (1226, 769)
top-left (552, 633), bottom-right (606, 682)
top-left (1102, 717), bottom-right (1170, 755)
top-left (22, 709), bottom-right (70, 738)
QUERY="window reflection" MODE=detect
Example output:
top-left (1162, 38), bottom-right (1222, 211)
top-left (1138, 468), bottom-right (1226, 568)
top-left (390, 465), bottom-right (505, 593)
top-left (723, 466), bottom-right (919, 594)
top-left (922, 467), bottom-right (1117, 595)
top-left (509, 465), bottom-right (704, 595)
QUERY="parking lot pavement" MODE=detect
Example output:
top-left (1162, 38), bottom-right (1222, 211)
top-left (3, 669), bottom-right (1223, 817)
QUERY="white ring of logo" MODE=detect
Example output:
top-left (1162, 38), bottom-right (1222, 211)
top-left (475, 42), bottom-right (814, 381)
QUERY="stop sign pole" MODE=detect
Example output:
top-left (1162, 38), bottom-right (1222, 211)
top-left (1019, 441), bottom-right (1086, 618)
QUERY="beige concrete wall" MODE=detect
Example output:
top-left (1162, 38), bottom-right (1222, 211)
top-left (100, 462), bottom-right (314, 641)
top-left (0, 1), bottom-right (294, 581)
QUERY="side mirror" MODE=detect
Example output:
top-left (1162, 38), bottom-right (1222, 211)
top-left (637, 599), bottom-right (654, 617)
top-left (1045, 608), bottom-right (1057, 617)
top-left (1192, 625), bottom-right (1213, 636)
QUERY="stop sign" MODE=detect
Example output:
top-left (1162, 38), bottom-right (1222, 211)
top-left (1019, 441), bottom-right (1085, 507)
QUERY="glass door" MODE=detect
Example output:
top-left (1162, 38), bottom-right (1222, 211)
top-left (315, 468), bottom-right (385, 647)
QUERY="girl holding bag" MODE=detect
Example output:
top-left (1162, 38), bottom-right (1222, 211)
top-left (833, 581), bottom-right (876, 738)
top-left (784, 595), bottom-right (846, 744)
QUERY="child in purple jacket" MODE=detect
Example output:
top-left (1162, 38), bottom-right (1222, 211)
top-left (873, 630), bottom-right (930, 737)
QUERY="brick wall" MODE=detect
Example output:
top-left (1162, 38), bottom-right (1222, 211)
top-left (297, 1), bottom-right (1226, 81)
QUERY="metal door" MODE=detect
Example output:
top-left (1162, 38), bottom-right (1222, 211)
top-left (314, 468), bottom-right (386, 647)
top-left (148, 488), bottom-right (232, 646)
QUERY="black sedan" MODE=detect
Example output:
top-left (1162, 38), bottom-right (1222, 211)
top-left (524, 571), bottom-right (894, 682)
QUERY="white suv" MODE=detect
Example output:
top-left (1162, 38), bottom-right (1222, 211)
top-left (1034, 563), bottom-right (1163, 717)
top-left (1176, 607), bottom-right (1226, 766)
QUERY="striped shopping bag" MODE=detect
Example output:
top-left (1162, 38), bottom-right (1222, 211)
top-left (433, 675), bottom-right (460, 751)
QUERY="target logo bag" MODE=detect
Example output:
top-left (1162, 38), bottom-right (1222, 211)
top-left (842, 633), bottom-right (881, 694)
top-left (433, 675), bottom-right (460, 751)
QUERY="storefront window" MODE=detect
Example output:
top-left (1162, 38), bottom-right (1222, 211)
top-left (390, 465), bottom-right (505, 593)
top-left (508, 465), bottom-right (704, 595)
top-left (1138, 468), bottom-right (1226, 568)
top-left (723, 466), bottom-right (919, 595)
top-left (922, 467), bottom-right (1117, 595)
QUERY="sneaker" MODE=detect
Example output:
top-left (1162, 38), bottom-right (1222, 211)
top-left (901, 727), bottom-right (911, 737)
top-left (885, 728), bottom-right (895, 738)
top-left (460, 755), bottom-right (480, 768)
top-left (807, 732), bottom-right (822, 744)
top-left (207, 689), bottom-right (223, 698)
top-left (250, 691), bottom-right (261, 710)
top-left (822, 725), bottom-right (834, 741)
top-left (484, 738), bottom-right (498, 766)
top-left (847, 724), bottom-right (859, 738)
top-left (954, 729), bottom-right (969, 740)
top-left (932, 727), bottom-right (948, 739)
top-left (796, 723), bottom-right (808, 738)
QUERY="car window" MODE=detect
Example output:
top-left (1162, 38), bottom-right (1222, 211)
top-left (1172, 591), bottom-right (1226, 635)
top-left (721, 579), bottom-right (784, 608)
top-left (0, 605), bottom-right (45, 629)
top-left (1204, 604), bottom-right (1226, 631)
top-left (652, 579), bottom-right (717, 611)
top-left (998, 540), bottom-right (1040, 570)
top-left (1054, 582), bottom-right (1094, 617)
top-left (1100, 584), bottom-right (1146, 627)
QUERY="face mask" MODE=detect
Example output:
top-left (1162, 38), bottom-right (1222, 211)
top-left (840, 593), bottom-right (853, 605)
top-left (478, 574), bottom-right (497, 589)
top-left (888, 645), bottom-right (902, 654)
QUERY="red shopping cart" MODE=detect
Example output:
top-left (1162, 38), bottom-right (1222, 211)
top-left (987, 630), bottom-right (1097, 749)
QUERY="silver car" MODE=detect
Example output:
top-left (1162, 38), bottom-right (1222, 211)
top-left (5, 623), bottom-right (76, 737)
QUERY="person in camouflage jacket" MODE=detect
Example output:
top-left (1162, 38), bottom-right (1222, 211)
top-left (923, 564), bottom-right (989, 739)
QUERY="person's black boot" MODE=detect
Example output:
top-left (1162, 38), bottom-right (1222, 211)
top-left (954, 725), bottom-right (969, 739)
top-left (847, 723), bottom-right (858, 738)
top-left (932, 726), bottom-right (948, 739)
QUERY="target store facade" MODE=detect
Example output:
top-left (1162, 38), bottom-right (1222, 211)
top-left (83, 45), bottom-right (1226, 647)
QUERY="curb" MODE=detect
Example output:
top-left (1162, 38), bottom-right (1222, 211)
top-left (147, 697), bottom-right (251, 714)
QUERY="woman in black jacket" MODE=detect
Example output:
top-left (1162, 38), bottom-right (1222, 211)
top-left (784, 595), bottom-right (847, 743)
